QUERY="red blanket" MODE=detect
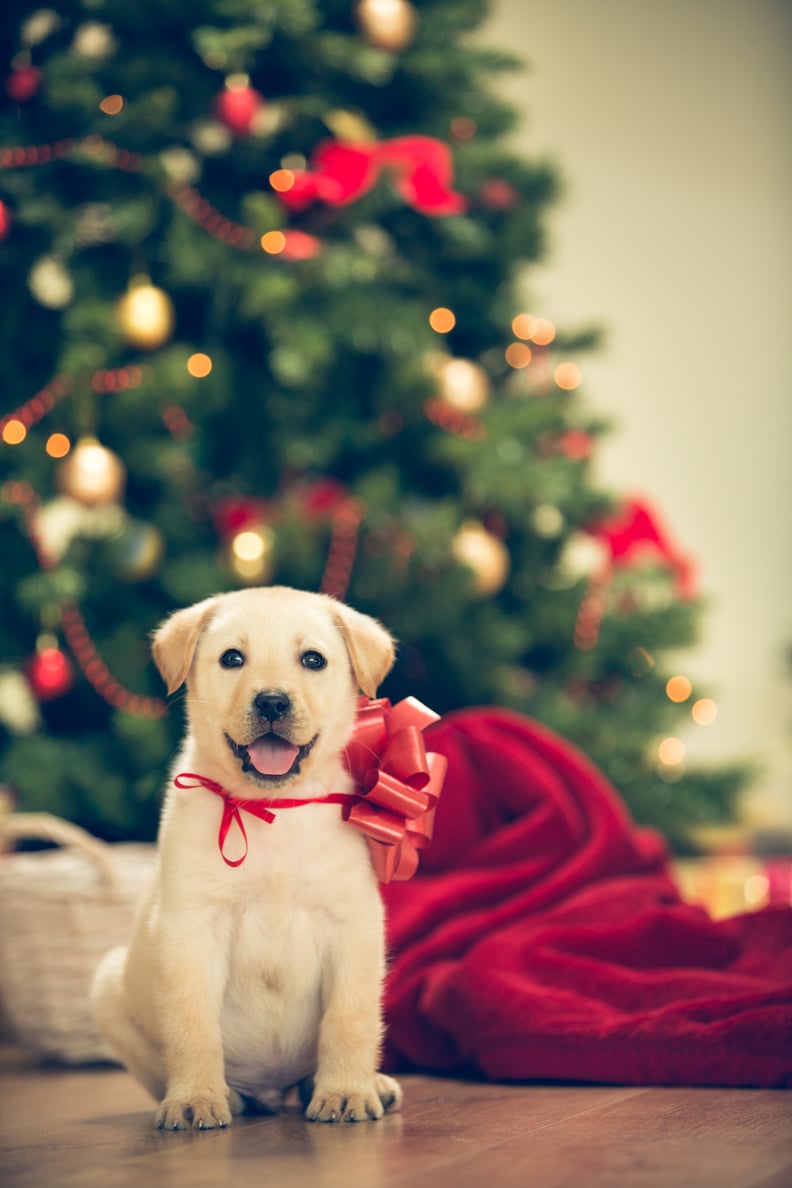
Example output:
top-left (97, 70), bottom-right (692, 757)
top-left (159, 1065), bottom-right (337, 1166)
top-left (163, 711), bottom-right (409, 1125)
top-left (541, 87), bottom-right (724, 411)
top-left (381, 709), bottom-right (792, 1087)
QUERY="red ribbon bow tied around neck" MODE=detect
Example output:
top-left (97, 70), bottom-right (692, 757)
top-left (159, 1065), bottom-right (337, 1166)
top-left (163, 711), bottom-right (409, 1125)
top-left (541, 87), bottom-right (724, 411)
top-left (342, 696), bottom-right (448, 883)
top-left (173, 696), bottom-right (446, 880)
top-left (172, 773), bottom-right (357, 869)
top-left (278, 136), bottom-right (468, 217)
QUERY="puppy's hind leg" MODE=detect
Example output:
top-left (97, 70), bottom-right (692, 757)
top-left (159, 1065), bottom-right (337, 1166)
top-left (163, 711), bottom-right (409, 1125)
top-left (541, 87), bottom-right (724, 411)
top-left (91, 947), bottom-right (166, 1102)
top-left (92, 948), bottom-right (248, 1124)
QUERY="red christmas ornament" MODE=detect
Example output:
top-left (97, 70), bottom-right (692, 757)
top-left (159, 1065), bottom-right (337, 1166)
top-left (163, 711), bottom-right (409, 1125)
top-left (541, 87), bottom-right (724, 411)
top-left (295, 477), bottom-right (349, 518)
top-left (26, 646), bottom-right (74, 701)
top-left (6, 66), bottom-right (42, 104)
top-left (559, 429), bottom-right (594, 460)
top-left (213, 495), bottom-right (273, 540)
top-left (213, 82), bottom-right (264, 136)
top-left (0, 200), bottom-right (11, 241)
top-left (479, 178), bottom-right (519, 210)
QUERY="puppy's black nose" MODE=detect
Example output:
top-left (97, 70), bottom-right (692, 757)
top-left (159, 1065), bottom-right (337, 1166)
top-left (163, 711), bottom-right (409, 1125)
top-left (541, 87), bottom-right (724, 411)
top-left (254, 691), bottom-right (291, 723)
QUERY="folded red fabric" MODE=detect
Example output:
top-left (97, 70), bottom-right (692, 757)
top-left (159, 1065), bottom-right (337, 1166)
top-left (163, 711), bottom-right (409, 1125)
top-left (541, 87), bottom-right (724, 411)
top-left (381, 709), bottom-right (792, 1087)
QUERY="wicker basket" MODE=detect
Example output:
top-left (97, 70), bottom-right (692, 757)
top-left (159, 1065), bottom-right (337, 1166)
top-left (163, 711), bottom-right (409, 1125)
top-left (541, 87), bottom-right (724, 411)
top-left (0, 813), bottom-right (156, 1064)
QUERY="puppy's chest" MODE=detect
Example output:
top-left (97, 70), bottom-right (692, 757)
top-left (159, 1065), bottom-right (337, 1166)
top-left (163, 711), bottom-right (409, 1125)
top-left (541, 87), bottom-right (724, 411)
top-left (226, 888), bottom-right (324, 999)
top-left (220, 881), bottom-right (335, 1089)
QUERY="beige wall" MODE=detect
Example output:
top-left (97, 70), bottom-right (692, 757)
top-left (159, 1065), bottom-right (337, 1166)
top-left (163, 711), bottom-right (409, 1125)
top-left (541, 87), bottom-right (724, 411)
top-left (484, 0), bottom-right (792, 827)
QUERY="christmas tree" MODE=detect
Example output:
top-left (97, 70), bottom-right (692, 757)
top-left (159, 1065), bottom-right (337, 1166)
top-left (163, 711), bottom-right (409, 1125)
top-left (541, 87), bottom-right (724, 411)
top-left (0, 0), bottom-right (745, 849)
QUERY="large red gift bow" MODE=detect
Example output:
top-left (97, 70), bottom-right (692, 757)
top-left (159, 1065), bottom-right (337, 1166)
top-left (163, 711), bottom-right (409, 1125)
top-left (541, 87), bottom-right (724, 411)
top-left (342, 696), bottom-right (448, 882)
top-left (278, 136), bottom-right (467, 217)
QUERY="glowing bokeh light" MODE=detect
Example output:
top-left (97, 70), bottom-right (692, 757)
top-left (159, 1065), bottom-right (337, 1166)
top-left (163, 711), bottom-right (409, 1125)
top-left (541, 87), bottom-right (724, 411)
top-left (554, 362), bottom-right (582, 390)
top-left (261, 231), bottom-right (286, 254)
top-left (46, 432), bottom-right (71, 458)
top-left (658, 737), bottom-right (686, 766)
top-left (2, 419), bottom-right (27, 445)
top-left (187, 353), bottom-right (213, 378)
top-left (99, 94), bottom-right (124, 115)
top-left (505, 342), bottom-right (532, 368)
top-left (450, 116), bottom-right (476, 140)
top-left (692, 698), bottom-right (718, 725)
top-left (511, 313), bottom-right (534, 340)
top-left (429, 307), bottom-right (456, 333)
top-left (269, 169), bottom-right (295, 193)
top-left (530, 317), bottom-right (556, 346)
top-left (666, 675), bottom-right (693, 703)
top-left (232, 530), bottom-right (267, 562)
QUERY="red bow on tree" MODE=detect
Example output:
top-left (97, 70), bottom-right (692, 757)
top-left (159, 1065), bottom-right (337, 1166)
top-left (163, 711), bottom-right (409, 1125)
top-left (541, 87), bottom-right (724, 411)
top-left (278, 136), bottom-right (467, 217)
top-left (343, 695), bottom-right (447, 881)
top-left (587, 496), bottom-right (698, 600)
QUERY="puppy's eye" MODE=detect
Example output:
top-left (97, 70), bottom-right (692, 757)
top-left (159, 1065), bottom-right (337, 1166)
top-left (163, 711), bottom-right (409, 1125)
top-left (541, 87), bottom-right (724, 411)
top-left (220, 648), bottom-right (245, 669)
top-left (301, 650), bottom-right (327, 671)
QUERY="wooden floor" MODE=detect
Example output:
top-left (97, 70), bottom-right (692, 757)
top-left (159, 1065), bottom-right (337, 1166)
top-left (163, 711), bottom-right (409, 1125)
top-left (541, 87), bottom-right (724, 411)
top-left (1, 1047), bottom-right (790, 1188)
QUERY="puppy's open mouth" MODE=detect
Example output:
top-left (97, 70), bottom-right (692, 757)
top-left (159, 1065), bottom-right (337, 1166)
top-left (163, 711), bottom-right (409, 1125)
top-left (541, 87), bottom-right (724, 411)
top-left (225, 732), bottom-right (318, 782)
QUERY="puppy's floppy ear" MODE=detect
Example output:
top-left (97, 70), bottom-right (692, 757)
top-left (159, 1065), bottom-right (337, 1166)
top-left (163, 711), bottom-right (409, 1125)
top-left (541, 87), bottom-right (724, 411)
top-left (151, 596), bottom-right (219, 694)
top-left (330, 599), bottom-right (396, 699)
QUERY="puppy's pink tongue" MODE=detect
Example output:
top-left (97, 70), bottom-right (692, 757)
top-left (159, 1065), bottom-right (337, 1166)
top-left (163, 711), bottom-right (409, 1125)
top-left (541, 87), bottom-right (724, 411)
top-left (246, 735), bottom-right (300, 776)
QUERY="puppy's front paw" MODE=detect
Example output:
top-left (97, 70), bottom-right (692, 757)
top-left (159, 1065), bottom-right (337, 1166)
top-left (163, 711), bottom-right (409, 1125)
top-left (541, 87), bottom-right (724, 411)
top-left (305, 1074), bottom-right (402, 1123)
top-left (156, 1094), bottom-right (233, 1130)
top-left (374, 1073), bottom-right (402, 1113)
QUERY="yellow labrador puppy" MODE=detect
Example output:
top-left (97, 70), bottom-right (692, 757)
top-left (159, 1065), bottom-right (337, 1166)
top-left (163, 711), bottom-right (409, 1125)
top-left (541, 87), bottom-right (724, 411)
top-left (92, 586), bottom-right (402, 1129)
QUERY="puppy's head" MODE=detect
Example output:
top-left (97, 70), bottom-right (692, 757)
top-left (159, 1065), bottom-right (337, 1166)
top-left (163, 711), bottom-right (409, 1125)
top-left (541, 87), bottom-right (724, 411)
top-left (152, 587), bottom-right (395, 790)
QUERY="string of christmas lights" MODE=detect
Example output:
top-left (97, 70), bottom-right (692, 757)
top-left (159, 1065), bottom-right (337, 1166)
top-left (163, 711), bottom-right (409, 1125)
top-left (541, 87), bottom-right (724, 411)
top-left (573, 569), bottom-right (610, 652)
top-left (0, 135), bottom-right (262, 249)
top-left (0, 139), bottom-right (76, 168)
top-left (59, 600), bottom-right (167, 718)
top-left (1, 374), bottom-right (74, 442)
top-left (1, 364), bottom-right (148, 444)
top-left (1, 363), bottom-right (148, 451)
top-left (167, 181), bottom-right (257, 250)
top-left (319, 498), bottom-right (365, 601)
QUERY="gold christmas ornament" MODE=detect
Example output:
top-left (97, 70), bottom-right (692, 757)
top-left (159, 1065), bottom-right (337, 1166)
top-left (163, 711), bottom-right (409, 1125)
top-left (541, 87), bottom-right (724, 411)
top-left (21, 10), bottom-right (61, 47)
top-left (71, 21), bottom-right (116, 59)
top-left (73, 202), bottom-right (115, 246)
top-left (0, 668), bottom-right (42, 735)
top-left (435, 356), bottom-right (491, 413)
top-left (356, 0), bottom-right (417, 51)
top-left (110, 518), bottom-right (164, 581)
top-left (28, 255), bottom-right (73, 309)
top-left (159, 145), bottom-right (201, 184)
top-left (190, 117), bottom-right (233, 156)
top-left (34, 495), bottom-right (125, 560)
top-left (57, 436), bottom-right (126, 506)
top-left (324, 108), bottom-right (378, 142)
top-left (452, 520), bottom-right (510, 596)
top-left (116, 278), bottom-right (175, 351)
top-left (561, 532), bottom-right (609, 580)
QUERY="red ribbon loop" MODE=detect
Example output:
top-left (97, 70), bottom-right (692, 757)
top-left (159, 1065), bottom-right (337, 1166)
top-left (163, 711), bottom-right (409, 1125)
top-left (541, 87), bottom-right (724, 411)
top-left (174, 772), bottom-right (278, 867)
top-left (343, 696), bottom-right (447, 883)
